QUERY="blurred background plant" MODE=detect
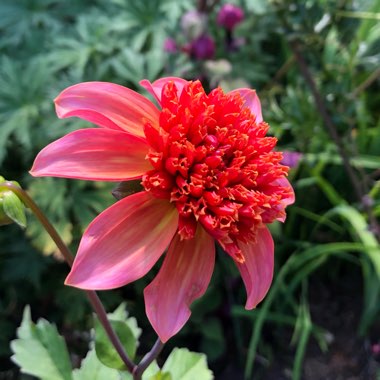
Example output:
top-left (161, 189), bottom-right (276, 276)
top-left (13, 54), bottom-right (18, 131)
top-left (0, 0), bottom-right (380, 379)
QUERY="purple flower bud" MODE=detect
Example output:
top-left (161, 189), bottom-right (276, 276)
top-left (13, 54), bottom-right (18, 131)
top-left (217, 4), bottom-right (244, 31)
top-left (163, 38), bottom-right (177, 53)
top-left (189, 35), bottom-right (215, 60)
top-left (281, 151), bottom-right (303, 168)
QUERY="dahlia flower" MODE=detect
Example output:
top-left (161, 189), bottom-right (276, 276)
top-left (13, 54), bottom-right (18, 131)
top-left (31, 77), bottom-right (294, 342)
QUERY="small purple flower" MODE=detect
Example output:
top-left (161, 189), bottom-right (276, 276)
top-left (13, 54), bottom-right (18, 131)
top-left (163, 38), bottom-right (177, 53)
top-left (189, 35), bottom-right (215, 60)
top-left (281, 151), bottom-right (303, 168)
top-left (217, 4), bottom-right (244, 31)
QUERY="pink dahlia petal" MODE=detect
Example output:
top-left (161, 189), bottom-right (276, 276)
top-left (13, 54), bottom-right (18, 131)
top-left (229, 88), bottom-right (263, 123)
top-left (273, 177), bottom-right (295, 222)
top-left (277, 177), bottom-right (295, 206)
top-left (65, 192), bottom-right (178, 289)
top-left (55, 82), bottom-right (160, 137)
top-left (30, 128), bottom-right (151, 181)
top-left (237, 226), bottom-right (274, 309)
top-left (140, 77), bottom-right (188, 105)
top-left (144, 225), bottom-right (215, 342)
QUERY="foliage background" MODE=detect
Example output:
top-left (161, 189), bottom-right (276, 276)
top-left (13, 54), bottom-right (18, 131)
top-left (0, 0), bottom-right (380, 379)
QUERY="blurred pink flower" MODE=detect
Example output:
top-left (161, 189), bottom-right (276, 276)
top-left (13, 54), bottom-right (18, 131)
top-left (281, 151), bottom-right (303, 168)
top-left (31, 77), bottom-right (294, 342)
top-left (217, 4), bottom-right (244, 31)
top-left (163, 38), bottom-right (177, 53)
top-left (372, 343), bottom-right (380, 357)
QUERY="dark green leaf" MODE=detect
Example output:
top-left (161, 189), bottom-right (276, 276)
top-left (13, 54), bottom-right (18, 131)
top-left (94, 317), bottom-right (137, 370)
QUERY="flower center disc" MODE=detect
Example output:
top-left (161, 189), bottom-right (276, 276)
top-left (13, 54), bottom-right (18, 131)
top-left (142, 81), bottom-right (290, 262)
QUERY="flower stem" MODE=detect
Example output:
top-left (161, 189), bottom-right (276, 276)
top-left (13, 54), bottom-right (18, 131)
top-left (0, 182), bottom-right (137, 374)
top-left (0, 182), bottom-right (74, 267)
top-left (86, 291), bottom-right (137, 373)
top-left (133, 338), bottom-right (164, 380)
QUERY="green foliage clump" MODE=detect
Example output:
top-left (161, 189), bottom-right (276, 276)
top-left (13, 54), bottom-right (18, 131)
top-left (1, 0), bottom-right (380, 379)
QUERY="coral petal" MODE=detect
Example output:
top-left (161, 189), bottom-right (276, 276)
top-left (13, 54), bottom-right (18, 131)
top-left (277, 177), bottom-right (295, 206)
top-left (274, 177), bottom-right (295, 222)
top-left (236, 226), bottom-right (274, 309)
top-left (65, 192), bottom-right (178, 289)
top-left (30, 128), bottom-right (151, 181)
top-left (229, 88), bottom-right (263, 123)
top-left (144, 226), bottom-right (215, 342)
top-left (140, 77), bottom-right (188, 105)
top-left (55, 81), bottom-right (160, 137)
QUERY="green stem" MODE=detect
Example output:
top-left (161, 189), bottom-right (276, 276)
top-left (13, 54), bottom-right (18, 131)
top-left (1, 182), bottom-right (74, 266)
top-left (0, 182), bottom-right (137, 374)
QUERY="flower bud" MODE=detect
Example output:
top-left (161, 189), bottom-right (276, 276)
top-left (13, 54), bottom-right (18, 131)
top-left (0, 197), bottom-right (13, 226)
top-left (217, 4), bottom-right (244, 31)
top-left (0, 177), bottom-right (26, 227)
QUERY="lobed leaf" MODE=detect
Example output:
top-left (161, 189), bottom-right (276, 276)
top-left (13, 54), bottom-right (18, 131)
top-left (11, 306), bottom-right (73, 380)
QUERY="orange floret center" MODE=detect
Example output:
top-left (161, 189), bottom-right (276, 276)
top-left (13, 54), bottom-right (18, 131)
top-left (142, 81), bottom-right (290, 262)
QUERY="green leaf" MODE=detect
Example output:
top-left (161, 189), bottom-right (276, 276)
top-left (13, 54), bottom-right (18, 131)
top-left (2, 190), bottom-right (26, 227)
top-left (107, 303), bottom-right (142, 342)
top-left (142, 361), bottom-right (163, 379)
top-left (327, 205), bottom-right (380, 277)
top-left (162, 348), bottom-right (213, 380)
top-left (147, 372), bottom-right (172, 380)
top-left (73, 348), bottom-right (123, 380)
top-left (94, 317), bottom-right (137, 370)
top-left (116, 360), bottom-right (161, 380)
top-left (11, 306), bottom-right (73, 380)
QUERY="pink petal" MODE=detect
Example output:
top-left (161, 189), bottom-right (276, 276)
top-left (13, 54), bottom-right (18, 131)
top-left (144, 225), bottom-right (215, 342)
top-left (237, 226), bottom-right (274, 309)
top-left (55, 82), bottom-right (160, 137)
top-left (229, 88), bottom-right (263, 123)
top-left (140, 77), bottom-right (188, 105)
top-left (30, 128), bottom-right (151, 181)
top-left (65, 192), bottom-right (178, 289)
top-left (273, 177), bottom-right (295, 222)
top-left (277, 177), bottom-right (295, 206)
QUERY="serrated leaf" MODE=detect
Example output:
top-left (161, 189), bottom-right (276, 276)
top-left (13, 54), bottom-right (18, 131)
top-left (11, 306), bottom-right (73, 380)
top-left (2, 191), bottom-right (26, 227)
top-left (94, 317), bottom-right (137, 370)
top-left (118, 360), bottom-right (161, 380)
top-left (162, 348), bottom-right (213, 380)
top-left (107, 303), bottom-right (142, 342)
top-left (142, 361), bottom-right (161, 379)
top-left (73, 348), bottom-right (123, 380)
top-left (147, 372), bottom-right (172, 380)
top-left (74, 340), bottom-right (161, 380)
